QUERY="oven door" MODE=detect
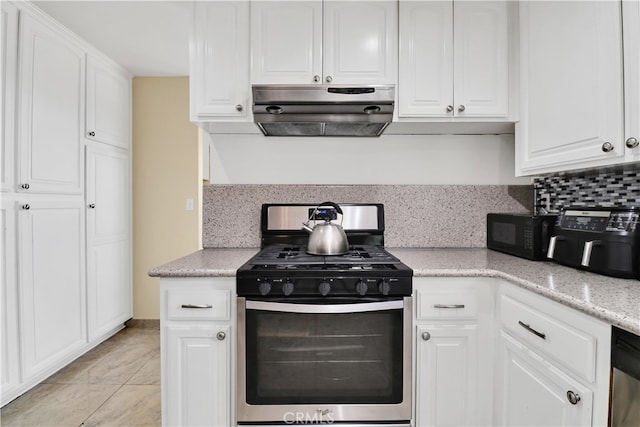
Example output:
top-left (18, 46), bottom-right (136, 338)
top-left (237, 297), bottom-right (412, 424)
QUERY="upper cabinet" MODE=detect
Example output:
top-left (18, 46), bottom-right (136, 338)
top-left (2, 1), bottom-right (18, 192)
top-left (17, 12), bottom-right (85, 194)
top-left (398, 1), bottom-right (510, 119)
top-left (86, 55), bottom-right (131, 149)
top-left (623, 0), bottom-right (640, 164)
top-left (251, 1), bottom-right (397, 85)
top-left (190, 1), bottom-right (250, 122)
top-left (515, 1), bottom-right (626, 175)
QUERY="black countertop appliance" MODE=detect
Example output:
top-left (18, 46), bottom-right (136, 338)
top-left (546, 207), bottom-right (640, 279)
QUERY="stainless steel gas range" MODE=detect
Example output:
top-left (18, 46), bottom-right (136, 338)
top-left (236, 203), bottom-right (413, 426)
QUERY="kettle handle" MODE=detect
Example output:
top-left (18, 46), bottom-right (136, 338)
top-left (317, 201), bottom-right (343, 215)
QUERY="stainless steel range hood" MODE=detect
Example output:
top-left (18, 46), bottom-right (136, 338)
top-left (252, 84), bottom-right (395, 137)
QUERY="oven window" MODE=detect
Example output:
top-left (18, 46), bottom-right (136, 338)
top-left (245, 307), bottom-right (403, 405)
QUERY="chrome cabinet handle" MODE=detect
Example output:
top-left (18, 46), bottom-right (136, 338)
top-left (88, 203), bottom-right (96, 209)
top-left (22, 204), bottom-right (30, 210)
top-left (216, 331), bottom-right (226, 341)
top-left (602, 141), bottom-right (614, 152)
top-left (313, 75), bottom-right (320, 83)
top-left (433, 304), bottom-right (465, 309)
top-left (567, 391), bottom-right (581, 405)
top-left (446, 105), bottom-right (454, 113)
top-left (518, 321), bottom-right (546, 340)
top-left (235, 104), bottom-right (243, 112)
top-left (88, 131), bottom-right (96, 137)
top-left (422, 331), bottom-right (431, 341)
top-left (626, 137), bottom-right (639, 149)
top-left (21, 183), bottom-right (30, 190)
top-left (325, 75), bottom-right (333, 83)
top-left (457, 105), bottom-right (465, 112)
top-left (180, 304), bottom-right (213, 309)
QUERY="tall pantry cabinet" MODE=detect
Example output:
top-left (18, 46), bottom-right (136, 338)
top-left (0, 1), bottom-right (132, 406)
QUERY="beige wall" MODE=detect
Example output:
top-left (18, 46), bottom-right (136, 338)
top-left (132, 77), bottom-right (200, 319)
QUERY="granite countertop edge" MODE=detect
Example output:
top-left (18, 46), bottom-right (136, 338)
top-left (149, 247), bottom-right (640, 335)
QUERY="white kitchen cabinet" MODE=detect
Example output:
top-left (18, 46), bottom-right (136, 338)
top-left (190, 1), bottom-right (250, 121)
top-left (623, 0), bottom-right (640, 163)
top-left (494, 283), bottom-right (611, 427)
top-left (251, 0), bottom-right (397, 85)
top-left (86, 55), bottom-right (131, 149)
top-left (1, 198), bottom-right (20, 401)
top-left (17, 12), bottom-right (85, 194)
top-left (2, 1), bottom-right (18, 193)
top-left (515, 0), bottom-right (625, 175)
top-left (499, 331), bottom-right (593, 427)
top-left (250, 1), bottom-right (322, 84)
top-left (85, 144), bottom-right (131, 342)
top-left (413, 278), bottom-right (495, 426)
top-left (17, 199), bottom-right (87, 380)
top-left (161, 278), bottom-right (236, 427)
top-left (399, 1), bottom-right (509, 118)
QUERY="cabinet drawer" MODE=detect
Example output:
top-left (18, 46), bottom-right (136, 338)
top-left (500, 295), bottom-right (596, 382)
top-left (416, 289), bottom-right (478, 320)
top-left (167, 289), bottom-right (231, 321)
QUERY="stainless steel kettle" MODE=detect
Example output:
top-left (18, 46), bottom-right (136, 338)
top-left (302, 202), bottom-right (349, 255)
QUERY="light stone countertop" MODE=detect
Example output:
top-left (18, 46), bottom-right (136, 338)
top-left (149, 247), bottom-right (640, 335)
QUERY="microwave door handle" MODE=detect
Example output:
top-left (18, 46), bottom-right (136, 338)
top-left (547, 235), bottom-right (558, 259)
top-left (245, 299), bottom-right (404, 314)
top-left (581, 240), bottom-right (602, 267)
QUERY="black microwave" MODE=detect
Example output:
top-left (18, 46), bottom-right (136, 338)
top-left (487, 213), bottom-right (557, 260)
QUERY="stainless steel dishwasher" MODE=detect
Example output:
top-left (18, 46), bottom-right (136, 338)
top-left (610, 326), bottom-right (640, 427)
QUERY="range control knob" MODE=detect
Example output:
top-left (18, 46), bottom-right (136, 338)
top-left (355, 280), bottom-right (368, 296)
top-left (258, 280), bottom-right (272, 296)
top-left (378, 279), bottom-right (391, 296)
top-left (282, 280), bottom-right (294, 296)
top-left (319, 281), bottom-right (331, 296)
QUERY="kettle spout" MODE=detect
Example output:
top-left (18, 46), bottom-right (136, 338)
top-left (302, 222), bottom-right (314, 233)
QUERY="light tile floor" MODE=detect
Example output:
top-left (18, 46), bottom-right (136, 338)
top-left (1, 325), bottom-right (161, 427)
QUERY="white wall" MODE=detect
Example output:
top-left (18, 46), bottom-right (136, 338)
top-left (206, 133), bottom-right (531, 185)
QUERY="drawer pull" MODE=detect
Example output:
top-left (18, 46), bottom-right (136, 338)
top-left (422, 331), bottom-right (431, 341)
top-left (216, 331), bottom-right (226, 341)
top-left (518, 320), bottom-right (546, 340)
top-left (434, 304), bottom-right (465, 309)
top-left (181, 304), bottom-right (213, 309)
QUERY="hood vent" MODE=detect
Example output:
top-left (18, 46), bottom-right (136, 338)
top-left (252, 84), bottom-right (395, 137)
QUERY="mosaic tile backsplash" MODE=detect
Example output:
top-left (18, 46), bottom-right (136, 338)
top-left (534, 166), bottom-right (640, 213)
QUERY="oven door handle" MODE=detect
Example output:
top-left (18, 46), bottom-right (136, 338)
top-left (245, 299), bottom-right (404, 314)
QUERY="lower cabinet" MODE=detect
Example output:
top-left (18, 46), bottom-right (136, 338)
top-left (160, 277), bottom-right (235, 427)
top-left (85, 144), bottom-right (131, 341)
top-left (413, 277), bottom-right (495, 426)
top-left (17, 199), bottom-right (87, 379)
top-left (499, 331), bottom-right (593, 426)
top-left (494, 283), bottom-right (610, 427)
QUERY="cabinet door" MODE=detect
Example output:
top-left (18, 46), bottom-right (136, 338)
top-left (498, 331), bottom-right (593, 427)
top-left (86, 145), bottom-right (131, 341)
top-left (398, 0), bottom-right (453, 117)
top-left (323, 1), bottom-right (397, 84)
top-left (190, 1), bottom-right (250, 120)
top-left (165, 325), bottom-right (232, 427)
top-left (17, 13), bottom-right (84, 194)
top-left (453, 1), bottom-right (509, 117)
top-left (416, 324), bottom-right (479, 426)
top-left (251, 1), bottom-right (322, 84)
top-left (1, 199), bottom-right (20, 403)
top-left (2, 1), bottom-right (18, 192)
top-left (517, 0), bottom-right (624, 175)
top-left (18, 200), bottom-right (86, 379)
top-left (624, 0), bottom-right (640, 163)
top-left (86, 55), bottom-right (131, 149)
